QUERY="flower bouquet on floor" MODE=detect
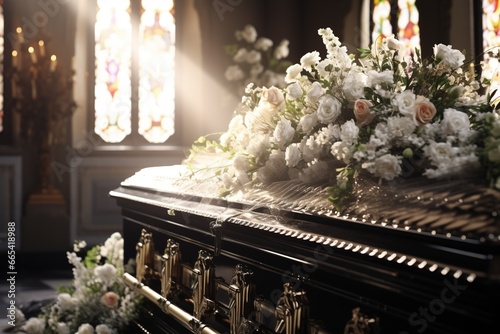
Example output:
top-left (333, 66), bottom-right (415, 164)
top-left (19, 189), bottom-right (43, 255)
top-left (188, 27), bottom-right (500, 211)
top-left (14, 233), bottom-right (142, 334)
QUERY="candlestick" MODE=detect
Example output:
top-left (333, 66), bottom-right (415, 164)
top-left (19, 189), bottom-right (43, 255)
top-left (38, 40), bottom-right (45, 57)
top-left (12, 50), bottom-right (18, 69)
top-left (28, 46), bottom-right (37, 64)
top-left (50, 55), bottom-right (58, 72)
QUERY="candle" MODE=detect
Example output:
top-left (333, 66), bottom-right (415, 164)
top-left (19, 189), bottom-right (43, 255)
top-left (16, 27), bottom-right (24, 44)
top-left (38, 40), bottom-right (45, 57)
top-left (28, 46), bottom-right (37, 64)
top-left (50, 55), bottom-right (57, 72)
top-left (12, 50), bottom-right (18, 69)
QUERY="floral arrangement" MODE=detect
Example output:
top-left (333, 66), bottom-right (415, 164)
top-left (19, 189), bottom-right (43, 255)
top-left (189, 27), bottom-right (500, 209)
top-left (14, 233), bottom-right (142, 334)
top-left (224, 24), bottom-right (292, 96)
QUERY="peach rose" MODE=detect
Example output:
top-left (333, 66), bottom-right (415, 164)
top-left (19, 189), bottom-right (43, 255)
top-left (101, 291), bottom-right (120, 309)
top-left (354, 99), bottom-right (374, 126)
top-left (413, 96), bottom-right (436, 125)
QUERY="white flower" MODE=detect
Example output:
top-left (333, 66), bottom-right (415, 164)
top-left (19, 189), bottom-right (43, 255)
top-left (433, 43), bottom-right (465, 68)
top-left (94, 263), bottom-right (118, 284)
top-left (255, 37), bottom-right (273, 51)
top-left (273, 117), bottom-right (295, 149)
top-left (343, 70), bottom-right (368, 102)
top-left (239, 24), bottom-right (257, 43)
top-left (285, 64), bottom-right (302, 83)
top-left (77, 324), bottom-right (94, 334)
top-left (22, 317), bottom-right (46, 334)
top-left (395, 90), bottom-right (416, 116)
top-left (425, 141), bottom-right (455, 165)
top-left (316, 59), bottom-right (332, 77)
top-left (362, 154), bottom-right (402, 180)
top-left (317, 95), bottom-right (342, 124)
top-left (300, 51), bottom-right (321, 71)
top-left (224, 65), bottom-right (244, 82)
top-left (299, 112), bottom-right (318, 134)
top-left (441, 108), bottom-right (470, 135)
top-left (96, 324), bottom-right (113, 334)
top-left (339, 120), bottom-right (359, 146)
top-left (286, 81), bottom-right (303, 100)
top-left (246, 50), bottom-right (262, 64)
top-left (233, 154), bottom-right (251, 173)
top-left (495, 177), bottom-right (500, 189)
top-left (306, 81), bottom-right (325, 104)
top-left (285, 143), bottom-right (302, 168)
top-left (56, 322), bottom-right (70, 334)
top-left (266, 150), bottom-right (287, 176)
top-left (367, 69), bottom-right (394, 86)
top-left (274, 39), bottom-right (290, 60)
top-left (256, 165), bottom-right (275, 184)
top-left (57, 293), bottom-right (77, 312)
top-left (262, 86), bottom-right (285, 107)
top-left (233, 48), bottom-right (248, 63)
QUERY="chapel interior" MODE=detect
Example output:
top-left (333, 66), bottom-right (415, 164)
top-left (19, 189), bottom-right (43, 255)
top-left (0, 0), bottom-right (497, 332)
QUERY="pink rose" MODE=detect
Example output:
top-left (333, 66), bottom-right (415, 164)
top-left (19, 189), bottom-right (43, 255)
top-left (354, 99), bottom-right (374, 126)
top-left (101, 291), bottom-right (120, 309)
top-left (414, 96), bottom-right (436, 125)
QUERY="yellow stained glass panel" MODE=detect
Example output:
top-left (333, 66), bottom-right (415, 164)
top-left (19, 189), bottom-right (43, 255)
top-left (138, 0), bottom-right (175, 143)
top-left (94, 0), bottom-right (132, 143)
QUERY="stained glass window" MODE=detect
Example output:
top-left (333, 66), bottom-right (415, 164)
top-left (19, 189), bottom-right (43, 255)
top-left (397, 0), bottom-right (420, 54)
top-left (0, 3), bottom-right (3, 134)
top-left (482, 0), bottom-right (500, 103)
top-left (371, 0), bottom-right (420, 54)
top-left (138, 0), bottom-right (175, 143)
top-left (94, 0), bottom-right (132, 143)
top-left (372, 0), bottom-right (392, 43)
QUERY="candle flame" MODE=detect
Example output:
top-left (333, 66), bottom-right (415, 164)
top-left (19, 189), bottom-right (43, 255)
top-left (51, 55), bottom-right (57, 61)
top-left (12, 50), bottom-right (17, 57)
top-left (16, 27), bottom-right (22, 34)
top-left (38, 40), bottom-right (44, 47)
top-left (28, 46), bottom-right (35, 53)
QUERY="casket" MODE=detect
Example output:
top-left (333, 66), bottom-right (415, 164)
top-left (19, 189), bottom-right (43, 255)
top-left (110, 165), bottom-right (500, 334)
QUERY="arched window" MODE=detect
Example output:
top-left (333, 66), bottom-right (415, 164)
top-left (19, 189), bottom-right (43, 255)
top-left (94, 0), bottom-right (175, 144)
top-left (0, 1), bottom-right (4, 134)
top-left (482, 0), bottom-right (500, 102)
top-left (371, 0), bottom-right (420, 53)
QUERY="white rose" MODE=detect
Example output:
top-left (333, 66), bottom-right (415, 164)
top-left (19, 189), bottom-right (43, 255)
top-left (274, 39), bottom-right (290, 60)
top-left (441, 108), bottom-right (470, 135)
top-left (285, 143), bottom-right (302, 168)
top-left (255, 37), bottom-right (273, 51)
top-left (343, 71), bottom-right (368, 102)
top-left (285, 64), bottom-right (302, 83)
top-left (56, 322), bottom-right (70, 334)
top-left (286, 82), bottom-right (303, 100)
top-left (395, 90), bottom-right (416, 116)
top-left (433, 43), bottom-right (465, 68)
top-left (77, 324), bottom-right (94, 334)
top-left (426, 141), bottom-right (454, 165)
top-left (273, 117), bottom-right (295, 149)
top-left (363, 154), bottom-right (401, 180)
top-left (306, 81), bottom-right (325, 104)
top-left (317, 95), bottom-right (342, 124)
top-left (96, 324), bottom-right (113, 334)
top-left (22, 318), bottom-right (46, 334)
top-left (300, 51), bottom-right (320, 71)
top-left (367, 69), bottom-right (394, 86)
top-left (263, 86), bottom-right (285, 107)
top-left (247, 134), bottom-right (270, 157)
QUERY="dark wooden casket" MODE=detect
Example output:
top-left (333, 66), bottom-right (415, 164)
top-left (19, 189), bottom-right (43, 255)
top-left (110, 165), bottom-right (500, 334)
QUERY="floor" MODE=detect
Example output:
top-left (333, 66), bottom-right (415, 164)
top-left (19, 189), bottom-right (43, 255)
top-left (0, 268), bottom-right (72, 333)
